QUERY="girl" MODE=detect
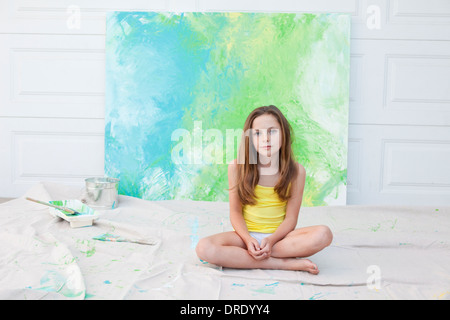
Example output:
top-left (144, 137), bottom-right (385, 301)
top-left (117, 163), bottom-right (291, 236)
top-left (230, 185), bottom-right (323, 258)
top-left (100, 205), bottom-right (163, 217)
top-left (196, 105), bottom-right (332, 274)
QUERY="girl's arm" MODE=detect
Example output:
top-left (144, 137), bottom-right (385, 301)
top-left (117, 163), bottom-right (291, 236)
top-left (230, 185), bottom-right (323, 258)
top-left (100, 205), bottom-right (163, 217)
top-left (228, 160), bottom-right (266, 259)
top-left (228, 160), bottom-right (252, 243)
top-left (261, 163), bottom-right (306, 249)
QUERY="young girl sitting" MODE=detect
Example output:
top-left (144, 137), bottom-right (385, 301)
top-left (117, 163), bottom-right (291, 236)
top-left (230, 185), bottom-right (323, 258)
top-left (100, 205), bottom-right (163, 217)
top-left (196, 105), bottom-right (333, 274)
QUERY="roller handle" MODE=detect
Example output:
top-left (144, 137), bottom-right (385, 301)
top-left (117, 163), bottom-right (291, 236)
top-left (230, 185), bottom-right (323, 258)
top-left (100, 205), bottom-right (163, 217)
top-left (25, 197), bottom-right (76, 214)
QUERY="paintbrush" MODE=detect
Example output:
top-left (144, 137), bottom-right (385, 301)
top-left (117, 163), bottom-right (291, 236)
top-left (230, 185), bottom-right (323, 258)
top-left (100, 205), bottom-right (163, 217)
top-left (26, 197), bottom-right (79, 215)
top-left (93, 233), bottom-right (158, 245)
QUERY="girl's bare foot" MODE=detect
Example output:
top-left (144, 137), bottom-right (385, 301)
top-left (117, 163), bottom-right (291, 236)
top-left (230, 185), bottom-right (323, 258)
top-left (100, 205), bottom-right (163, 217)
top-left (284, 258), bottom-right (319, 274)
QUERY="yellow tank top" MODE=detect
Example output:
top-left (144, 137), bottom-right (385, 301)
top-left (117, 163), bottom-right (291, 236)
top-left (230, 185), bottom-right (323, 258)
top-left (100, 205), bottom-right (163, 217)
top-left (243, 183), bottom-right (290, 233)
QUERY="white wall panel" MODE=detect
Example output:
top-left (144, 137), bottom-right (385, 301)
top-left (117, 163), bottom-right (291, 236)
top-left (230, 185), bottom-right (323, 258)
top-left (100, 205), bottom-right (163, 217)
top-left (352, 0), bottom-right (450, 40)
top-left (350, 39), bottom-right (450, 126)
top-left (346, 138), bottom-right (363, 195)
top-left (389, 0), bottom-right (450, 24)
top-left (197, 0), bottom-right (359, 14)
top-left (381, 140), bottom-right (450, 191)
top-left (384, 54), bottom-right (450, 113)
top-left (347, 124), bottom-right (450, 205)
top-left (0, 34), bottom-right (105, 118)
top-left (0, 118), bottom-right (104, 197)
top-left (0, 0), bottom-right (170, 34)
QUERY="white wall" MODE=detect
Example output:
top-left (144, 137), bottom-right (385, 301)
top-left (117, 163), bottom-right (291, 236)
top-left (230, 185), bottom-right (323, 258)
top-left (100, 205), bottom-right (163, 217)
top-left (0, 0), bottom-right (449, 205)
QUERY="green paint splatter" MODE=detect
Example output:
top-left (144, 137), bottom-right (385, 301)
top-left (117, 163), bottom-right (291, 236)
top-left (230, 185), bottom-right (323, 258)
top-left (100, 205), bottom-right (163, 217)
top-left (76, 239), bottom-right (96, 257)
top-left (232, 283), bottom-right (245, 287)
top-left (390, 218), bottom-right (397, 229)
top-left (250, 282), bottom-right (279, 295)
top-left (309, 292), bottom-right (335, 300)
top-left (29, 270), bottom-right (84, 299)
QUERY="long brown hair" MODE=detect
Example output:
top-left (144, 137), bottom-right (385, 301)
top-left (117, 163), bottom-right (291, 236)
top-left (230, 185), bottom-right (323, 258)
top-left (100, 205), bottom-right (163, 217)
top-left (233, 105), bottom-right (298, 206)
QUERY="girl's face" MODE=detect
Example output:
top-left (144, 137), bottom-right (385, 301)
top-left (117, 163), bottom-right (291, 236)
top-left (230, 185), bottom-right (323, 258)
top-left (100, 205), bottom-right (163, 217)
top-left (251, 114), bottom-right (282, 158)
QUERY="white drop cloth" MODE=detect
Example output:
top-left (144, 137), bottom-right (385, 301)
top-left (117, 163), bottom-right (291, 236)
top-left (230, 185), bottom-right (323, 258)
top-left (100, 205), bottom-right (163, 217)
top-left (0, 182), bottom-right (449, 300)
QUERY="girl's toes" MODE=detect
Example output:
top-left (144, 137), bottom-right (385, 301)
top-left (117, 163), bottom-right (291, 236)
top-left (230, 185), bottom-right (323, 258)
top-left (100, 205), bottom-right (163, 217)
top-left (305, 260), bottom-right (319, 275)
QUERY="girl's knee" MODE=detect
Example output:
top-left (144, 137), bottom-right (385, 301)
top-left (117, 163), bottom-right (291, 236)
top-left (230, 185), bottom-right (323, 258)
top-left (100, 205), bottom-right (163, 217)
top-left (195, 237), bottom-right (216, 262)
top-left (317, 225), bottom-right (333, 247)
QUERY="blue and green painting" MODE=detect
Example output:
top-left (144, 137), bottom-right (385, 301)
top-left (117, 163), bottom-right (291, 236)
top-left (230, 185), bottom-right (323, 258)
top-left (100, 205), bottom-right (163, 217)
top-left (105, 11), bottom-right (350, 205)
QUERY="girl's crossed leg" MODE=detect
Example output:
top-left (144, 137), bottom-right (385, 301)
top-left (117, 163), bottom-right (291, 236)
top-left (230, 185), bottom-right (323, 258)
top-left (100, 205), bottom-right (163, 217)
top-left (195, 225), bottom-right (332, 274)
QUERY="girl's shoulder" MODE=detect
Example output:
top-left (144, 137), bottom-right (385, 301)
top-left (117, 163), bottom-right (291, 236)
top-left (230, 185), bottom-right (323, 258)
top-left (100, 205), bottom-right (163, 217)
top-left (228, 159), bottom-right (238, 168)
top-left (228, 159), bottom-right (238, 177)
top-left (297, 162), bottom-right (306, 175)
top-left (295, 162), bottom-right (306, 190)
top-left (292, 162), bottom-right (306, 189)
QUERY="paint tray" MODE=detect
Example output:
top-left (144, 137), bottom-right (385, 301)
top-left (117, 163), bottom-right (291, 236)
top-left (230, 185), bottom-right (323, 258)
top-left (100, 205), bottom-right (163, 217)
top-left (48, 200), bottom-right (99, 228)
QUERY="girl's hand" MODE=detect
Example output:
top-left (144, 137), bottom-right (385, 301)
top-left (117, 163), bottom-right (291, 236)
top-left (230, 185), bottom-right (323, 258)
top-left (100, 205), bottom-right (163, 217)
top-left (245, 237), bottom-right (267, 260)
top-left (259, 236), bottom-right (274, 258)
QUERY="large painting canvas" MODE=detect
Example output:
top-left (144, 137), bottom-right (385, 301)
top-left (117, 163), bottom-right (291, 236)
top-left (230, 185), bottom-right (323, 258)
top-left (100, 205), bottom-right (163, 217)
top-left (105, 12), bottom-right (350, 206)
